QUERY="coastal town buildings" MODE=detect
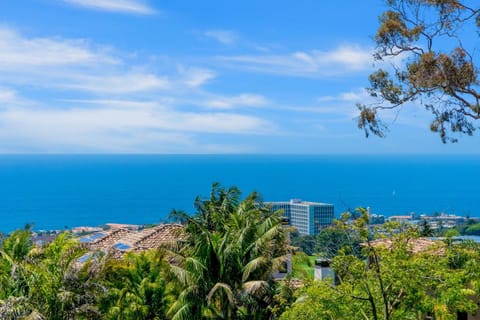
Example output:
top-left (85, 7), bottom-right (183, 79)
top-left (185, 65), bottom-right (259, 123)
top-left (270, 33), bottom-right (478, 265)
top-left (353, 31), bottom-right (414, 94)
top-left (386, 212), bottom-right (472, 231)
top-left (368, 213), bottom-right (386, 225)
top-left (268, 199), bottom-right (334, 235)
top-left (388, 213), bottom-right (416, 224)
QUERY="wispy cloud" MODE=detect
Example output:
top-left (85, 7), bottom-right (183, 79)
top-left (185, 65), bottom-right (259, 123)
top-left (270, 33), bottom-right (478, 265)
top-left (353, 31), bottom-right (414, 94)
top-left (203, 94), bottom-right (269, 110)
top-left (0, 26), bottom-right (174, 95)
top-left (0, 26), bottom-right (278, 152)
top-left (0, 101), bottom-right (276, 152)
top-left (178, 66), bottom-right (216, 88)
top-left (1, 105), bottom-right (273, 135)
top-left (316, 89), bottom-right (369, 103)
top-left (216, 45), bottom-right (373, 77)
top-left (63, 72), bottom-right (170, 94)
top-left (63, 0), bottom-right (156, 15)
top-left (311, 89), bottom-right (432, 130)
top-left (272, 89), bottom-right (371, 119)
top-left (0, 87), bottom-right (18, 104)
top-left (204, 30), bottom-right (238, 45)
top-left (0, 27), bottom-right (116, 68)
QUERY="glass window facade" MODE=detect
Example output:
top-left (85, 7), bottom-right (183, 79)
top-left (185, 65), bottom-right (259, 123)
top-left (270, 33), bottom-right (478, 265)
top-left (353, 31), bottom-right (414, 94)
top-left (268, 200), bottom-right (334, 235)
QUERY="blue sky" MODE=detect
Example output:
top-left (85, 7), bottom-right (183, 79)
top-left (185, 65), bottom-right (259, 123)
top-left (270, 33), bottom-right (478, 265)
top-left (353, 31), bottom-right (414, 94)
top-left (0, 0), bottom-right (478, 154)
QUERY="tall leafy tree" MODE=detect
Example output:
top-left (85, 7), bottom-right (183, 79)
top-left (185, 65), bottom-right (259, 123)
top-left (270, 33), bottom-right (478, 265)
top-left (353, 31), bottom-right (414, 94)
top-left (27, 232), bottom-right (99, 320)
top-left (358, 0), bottom-right (480, 142)
top-left (315, 213), bottom-right (362, 258)
top-left (281, 213), bottom-right (480, 320)
top-left (98, 250), bottom-right (170, 320)
top-left (0, 229), bottom-right (102, 319)
top-left (168, 183), bottom-right (289, 320)
top-left (0, 227), bottom-right (39, 319)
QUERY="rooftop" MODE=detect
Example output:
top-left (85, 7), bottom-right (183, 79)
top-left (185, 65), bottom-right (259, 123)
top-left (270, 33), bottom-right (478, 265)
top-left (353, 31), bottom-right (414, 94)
top-left (81, 223), bottom-right (184, 254)
top-left (268, 199), bottom-right (333, 206)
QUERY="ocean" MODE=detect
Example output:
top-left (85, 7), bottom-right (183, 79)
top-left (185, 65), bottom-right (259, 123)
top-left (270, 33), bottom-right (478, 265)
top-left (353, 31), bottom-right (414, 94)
top-left (0, 154), bottom-right (478, 232)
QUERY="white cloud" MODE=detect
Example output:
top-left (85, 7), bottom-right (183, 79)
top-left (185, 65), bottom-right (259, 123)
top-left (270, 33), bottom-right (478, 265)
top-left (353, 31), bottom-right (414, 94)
top-left (310, 88), bottom-right (432, 130)
top-left (275, 89), bottom-right (371, 118)
top-left (326, 46), bottom-right (372, 70)
top-left (0, 26), bottom-right (280, 153)
top-left (204, 30), bottom-right (237, 45)
top-left (216, 45), bottom-right (373, 77)
top-left (339, 91), bottom-right (365, 101)
top-left (317, 89), bottom-right (369, 103)
top-left (63, 0), bottom-right (156, 15)
top-left (0, 87), bottom-right (17, 104)
top-left (178, 67), bottom-right (216, 88)
top-left (0, 27), bottom-right (233, 96)
top-left (1, 104), bottom-right (273, 135)
top-left (0, 99), bottom-right (276, 152)
top-left (64, 72), bottom-right (170, 94)
top-left (204, 94), bottom-right (269, 109)
top-left (0, 27), bottom-right (116, 68)
top-left (59, 99), bottom-right (161, 109)
top-left (0, 26), bottom-right (175, 95)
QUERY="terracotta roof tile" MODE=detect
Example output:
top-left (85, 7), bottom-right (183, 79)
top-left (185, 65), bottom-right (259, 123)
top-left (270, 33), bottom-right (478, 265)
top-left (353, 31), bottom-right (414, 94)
top-left (83, 224), bottom-right (184, 254)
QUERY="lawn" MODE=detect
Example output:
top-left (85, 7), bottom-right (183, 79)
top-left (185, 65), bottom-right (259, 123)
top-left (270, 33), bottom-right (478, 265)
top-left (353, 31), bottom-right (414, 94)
top-left (292, 253), bottom-right (315, 279)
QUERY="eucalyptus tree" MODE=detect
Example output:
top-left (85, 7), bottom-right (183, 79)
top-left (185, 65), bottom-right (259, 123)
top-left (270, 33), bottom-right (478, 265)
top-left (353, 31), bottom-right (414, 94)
top-left (358, 0), bottom-right (480, 142)
top-left (168, 183), bottom-right (289, 320)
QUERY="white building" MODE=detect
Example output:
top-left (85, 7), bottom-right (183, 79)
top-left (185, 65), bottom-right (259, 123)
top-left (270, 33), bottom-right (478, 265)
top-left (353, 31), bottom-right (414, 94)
top-left (268, 199), bottom-right (334, 235)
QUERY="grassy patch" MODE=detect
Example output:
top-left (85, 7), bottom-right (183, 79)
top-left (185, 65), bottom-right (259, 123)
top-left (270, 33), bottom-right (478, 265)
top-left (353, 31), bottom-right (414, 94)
top-left (292, 252), bottom-right (315, 279)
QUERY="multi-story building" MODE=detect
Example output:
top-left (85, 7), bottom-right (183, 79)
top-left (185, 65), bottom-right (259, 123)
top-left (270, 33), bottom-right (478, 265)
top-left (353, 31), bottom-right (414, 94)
top-left (268, 199), bottom-right (334, 235)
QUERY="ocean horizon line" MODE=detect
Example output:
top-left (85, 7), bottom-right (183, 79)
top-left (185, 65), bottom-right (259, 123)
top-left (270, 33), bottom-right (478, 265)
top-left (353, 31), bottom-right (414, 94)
top-left (0, 154), bottom-right (478, 232)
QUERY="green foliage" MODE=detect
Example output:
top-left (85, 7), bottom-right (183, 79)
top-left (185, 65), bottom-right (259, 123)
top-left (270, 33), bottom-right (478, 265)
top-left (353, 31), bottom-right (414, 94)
top-left (444, 229), bottom-right (461, 238)
top-left (280, 280), bottom-right (357, 320)
top-left (418, 219), bottom-right (435, 237)
top-left (168, 183), bottom-right (289, 319)
top-left (98, 250), bottom-right (170, 320)
top-left (291, 252), bottom-right (314, 279)
top-left (290, 231), bottom-right (316, 256)
top-left (1, 226), bottom-right (33, 262)
top-left (0, 230), bottom-right (99, 319)
top-left (280, 214), bottom-right (480, 320)
top-left (27, 232), bottom-right (98, 320)
top-left (359, 0), bottom-right (480, 142)
top-left (316, 224), bottom-right (361, 258)
top-left (465, 223), bottom-right (480, 235)
top-left (290, 212), bottom-right (362, 258)
top-left (2, 196), bottom-right (480, 320)
top-left (270, 276), bottom-right (297, 318)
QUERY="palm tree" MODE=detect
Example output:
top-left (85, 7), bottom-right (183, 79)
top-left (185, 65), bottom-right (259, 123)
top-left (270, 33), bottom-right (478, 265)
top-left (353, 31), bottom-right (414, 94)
top-left (0, 228), bottom-right (100, 319)
top-left (98, 250), bottom-right (170, 320)
top-left (0, 226), bottom-right (42, 319)
top-left (26, 232), bottom-right (100, 320)
top-left (168, 183), bottom-right (289, 319)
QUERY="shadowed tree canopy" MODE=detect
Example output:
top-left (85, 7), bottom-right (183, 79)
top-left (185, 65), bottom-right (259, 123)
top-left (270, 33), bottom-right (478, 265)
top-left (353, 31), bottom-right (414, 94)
top-left (358, 0), bottom-right (480, 142)
top-left (280, 213), bottom-right (480, 320)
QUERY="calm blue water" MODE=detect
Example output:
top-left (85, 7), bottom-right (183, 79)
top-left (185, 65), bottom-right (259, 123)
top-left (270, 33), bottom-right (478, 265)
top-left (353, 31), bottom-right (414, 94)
top-left (0, 155), bottom-right (479, 232)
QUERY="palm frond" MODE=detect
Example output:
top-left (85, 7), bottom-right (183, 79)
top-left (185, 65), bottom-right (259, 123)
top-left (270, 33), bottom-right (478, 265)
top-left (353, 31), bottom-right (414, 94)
top-left (242, 280), bottom-right (269, 296)
top-left (242, 256), bottom-right (268, 282)
top-left (207, 282), bottom-right (235, 308)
